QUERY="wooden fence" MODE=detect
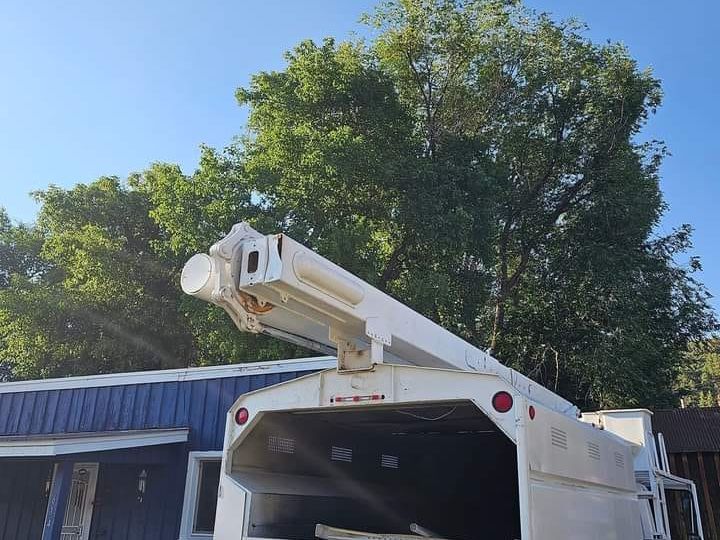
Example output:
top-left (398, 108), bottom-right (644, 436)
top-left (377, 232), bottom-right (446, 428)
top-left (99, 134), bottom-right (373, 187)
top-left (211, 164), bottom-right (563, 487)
top-left (668, 451), bottom-right (720, 539)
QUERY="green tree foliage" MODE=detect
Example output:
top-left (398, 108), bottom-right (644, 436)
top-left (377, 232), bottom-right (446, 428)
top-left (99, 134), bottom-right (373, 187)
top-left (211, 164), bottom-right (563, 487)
top-left (222, 0), bottom-right (715, 408)
top-left (367, 0), bottom-right (668, 348)
top-left (0, 0), bottom-right (715, 409)
top-left (0, 179), bottom-right (194, 378)
top-left (676, 340), bottom-right (720, 407)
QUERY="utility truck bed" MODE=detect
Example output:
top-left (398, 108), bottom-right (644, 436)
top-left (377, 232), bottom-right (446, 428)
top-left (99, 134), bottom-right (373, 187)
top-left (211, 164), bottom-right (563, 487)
top-left (213, 364), bottom-right (640, 540)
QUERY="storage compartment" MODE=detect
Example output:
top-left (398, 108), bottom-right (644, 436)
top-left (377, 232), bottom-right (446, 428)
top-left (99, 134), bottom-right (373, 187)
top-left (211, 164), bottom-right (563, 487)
top-left (230, 400), bottom-right (520, 540)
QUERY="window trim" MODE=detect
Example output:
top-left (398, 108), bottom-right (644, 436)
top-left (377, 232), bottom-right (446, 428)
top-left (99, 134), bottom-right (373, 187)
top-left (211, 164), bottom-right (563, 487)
top-left (179, 451), bottom-right (222, 540)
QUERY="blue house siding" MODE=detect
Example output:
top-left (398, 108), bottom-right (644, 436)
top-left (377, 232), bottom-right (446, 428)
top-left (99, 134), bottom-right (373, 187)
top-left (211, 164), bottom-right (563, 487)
top-left (0, 371), bottom-right (302, 448)
top-left (0, 361), bottom-right (329, 540)
top-left (0, 452), bottom-right (192, 540)
top-left (0, 460), bottom-right (53, 540)
top-left (89, 448), bottom-right (189, 539)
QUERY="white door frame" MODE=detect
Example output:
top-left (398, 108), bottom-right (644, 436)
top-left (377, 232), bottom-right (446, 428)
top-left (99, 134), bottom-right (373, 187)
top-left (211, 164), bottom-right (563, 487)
top-left (60, 462), bottom-right (99, 540)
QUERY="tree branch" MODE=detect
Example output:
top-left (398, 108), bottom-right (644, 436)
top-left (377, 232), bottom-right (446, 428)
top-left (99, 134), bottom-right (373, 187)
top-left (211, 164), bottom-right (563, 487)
top-left (378, 236), bottom-right (410, 290)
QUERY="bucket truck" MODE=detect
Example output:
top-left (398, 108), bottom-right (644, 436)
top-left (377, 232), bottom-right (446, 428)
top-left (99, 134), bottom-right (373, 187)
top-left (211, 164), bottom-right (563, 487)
top-left (181, 222), bottom-right (704, 540)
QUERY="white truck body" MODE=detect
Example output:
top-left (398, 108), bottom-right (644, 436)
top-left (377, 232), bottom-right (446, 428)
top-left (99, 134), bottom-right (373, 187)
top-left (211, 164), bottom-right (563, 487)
top-left (182, 223), bottom-right (703, 540)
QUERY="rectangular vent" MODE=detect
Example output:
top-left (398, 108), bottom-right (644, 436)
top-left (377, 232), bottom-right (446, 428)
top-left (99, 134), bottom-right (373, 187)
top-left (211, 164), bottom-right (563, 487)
top-left (587, 442), bottom-right (601, 460)
top-left (331, 446), bottom-right (353, 463)
top-left (268, 435), bottom-right (295, 454)
top-left (614, 451), bottom-right (625, 468)
top-left (380, 454), bottom-right (399, 469)
top-left (550, 427), bottom-right (568, 450)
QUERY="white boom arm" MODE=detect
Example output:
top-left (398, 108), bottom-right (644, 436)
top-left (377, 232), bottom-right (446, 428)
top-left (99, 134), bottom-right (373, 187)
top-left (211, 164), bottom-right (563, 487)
top-left (181, 222), bottom-right (578, 417)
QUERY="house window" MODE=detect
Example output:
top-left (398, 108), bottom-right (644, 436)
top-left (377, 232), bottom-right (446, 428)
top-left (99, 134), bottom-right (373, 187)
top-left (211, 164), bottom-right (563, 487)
top-left (179, 451), bottom-right (222, 539)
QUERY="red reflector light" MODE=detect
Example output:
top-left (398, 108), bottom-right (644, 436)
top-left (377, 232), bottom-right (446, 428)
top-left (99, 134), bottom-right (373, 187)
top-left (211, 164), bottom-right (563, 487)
top-left (492, 391), bottom-right (513, 413)
top-left (234, 407), bottom-right (249, 425)
top-left (529, 405), bottom-right (536, 420)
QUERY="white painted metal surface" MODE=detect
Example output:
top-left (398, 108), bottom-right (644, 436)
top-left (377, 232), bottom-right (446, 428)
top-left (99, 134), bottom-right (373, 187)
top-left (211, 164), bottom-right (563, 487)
top-left (0, 356), bottom-right (335, 394)
top-left (525, 406), bottom-right (642, 539)
top-left (182, 223), bottom-right (577, 418)
top-left (0, 428), bottom-right (189, 457)
top-left (225, 365), bottom-right (520, 448)
top-left (581, 409), bottom-right (705, 539)
top-left (212, 365), bottom-right (654, 540)
top-left (216, 365), bottom-right (523, 540)
top-left (315, 523), bottom-right (449, 540)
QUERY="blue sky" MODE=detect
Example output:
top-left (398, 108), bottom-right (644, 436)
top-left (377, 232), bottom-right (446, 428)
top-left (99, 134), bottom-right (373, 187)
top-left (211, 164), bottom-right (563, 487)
top-left (1, 0), bottom-right (718, 310)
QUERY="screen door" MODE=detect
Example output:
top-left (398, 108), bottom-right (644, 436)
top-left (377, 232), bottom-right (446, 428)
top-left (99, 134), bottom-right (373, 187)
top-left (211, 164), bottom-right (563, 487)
top-left (60, 463), bottom-right (98, 540)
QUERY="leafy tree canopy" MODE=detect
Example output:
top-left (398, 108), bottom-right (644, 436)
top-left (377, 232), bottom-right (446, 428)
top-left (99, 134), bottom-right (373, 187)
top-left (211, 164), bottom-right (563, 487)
top-left (676, 340), bottom-right (720, 407)
top-left (0, 179), bottom-right (193, 378)
top-left (0, 0), bottom-right (715, 409)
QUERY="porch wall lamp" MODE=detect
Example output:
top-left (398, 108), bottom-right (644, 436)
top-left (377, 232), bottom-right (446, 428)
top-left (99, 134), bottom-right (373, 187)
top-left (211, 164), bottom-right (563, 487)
top-left (137, 469), bottom-right (148, 502)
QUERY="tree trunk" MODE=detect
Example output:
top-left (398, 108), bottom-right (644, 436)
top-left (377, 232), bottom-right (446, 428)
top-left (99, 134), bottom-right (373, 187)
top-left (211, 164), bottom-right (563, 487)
top-left (490, 296), bottom-right (505, 352)
top-left (377, 237), bottom-right (409, 291)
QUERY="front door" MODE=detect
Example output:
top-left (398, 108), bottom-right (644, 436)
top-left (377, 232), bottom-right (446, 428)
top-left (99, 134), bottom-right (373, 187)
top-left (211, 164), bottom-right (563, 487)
top-left (60, 463), bottom-right (98, 540)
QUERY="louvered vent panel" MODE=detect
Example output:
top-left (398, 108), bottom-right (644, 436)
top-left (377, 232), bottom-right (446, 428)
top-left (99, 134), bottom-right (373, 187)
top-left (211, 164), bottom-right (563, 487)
top-left (550, 427), bottom-right (568, 450)
top-left (380, 454), bottom-right (399, 469)
top-left (331, 446), bottom-right (353, 462)
top-left (268, 435), bottom-right (295, 454)
top-left (614, 451), bottom-right (625, 468)
top-left (587, 442), bottom-right (601, 460)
